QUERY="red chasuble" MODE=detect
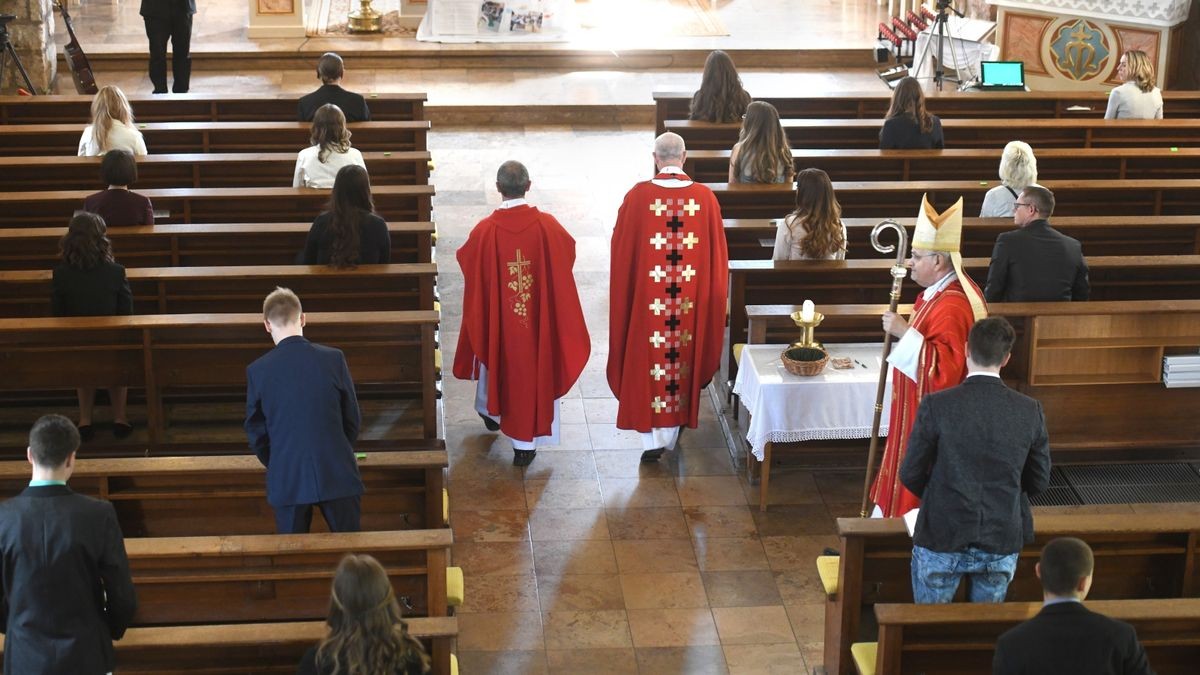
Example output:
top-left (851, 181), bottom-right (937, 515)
top-left (453, 204), bottom-right (590, 442)
top-left (870, 278), bottom-right (984, 517)
top-left (607, 172), bottom-right (729, 431)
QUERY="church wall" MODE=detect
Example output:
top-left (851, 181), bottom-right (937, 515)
top-left (0, 0), bottom-right (57, 94)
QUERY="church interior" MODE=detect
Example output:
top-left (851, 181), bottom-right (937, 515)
top-left (1, 0), bottom-right (1200, 672)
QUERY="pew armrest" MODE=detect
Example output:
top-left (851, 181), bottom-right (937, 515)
top-left (816, 555), bottom-right (839, 598)
top-left (450, 653), bottom-right (459, 675)
top-left (442, 488), bottom-right (450, 526)
top-left (850, 642), bottom-right (877, 675)
top-left (446, 566), bottom-right (464, 608)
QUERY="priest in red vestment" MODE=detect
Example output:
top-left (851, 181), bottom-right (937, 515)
top-left (608, 132), bottom-right (729, 462)
top-left (870, 195), bottom-right (988, 517)
top-left (453, 161), bottom-right (590, 466)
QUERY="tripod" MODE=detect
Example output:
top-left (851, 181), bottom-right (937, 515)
top-left (0, 17), bottom-right (37, 95)
top-left (912, 1), bottom-right (965, 91)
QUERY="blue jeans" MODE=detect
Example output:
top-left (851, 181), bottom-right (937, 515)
top-left (911, 545), bottom-right (1019, 604)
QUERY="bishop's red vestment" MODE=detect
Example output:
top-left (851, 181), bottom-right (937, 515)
top-left (870, 277), bottom-right (984, 517)
top-left (607, 171), bottom-right (728, 431)
top-left (453, 204), bottom-right (590, 442)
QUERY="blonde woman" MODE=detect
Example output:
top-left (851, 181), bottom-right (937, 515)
top-left (728, 101), bottom-right (794, 184)
top-left (980, 141), bottom-right (1038, 217)
top-left (77, 86), bottom-right (147, 157)
top-left (293, 104), bottom-right (366, 189)
top-left (773, 168), bottom-right (847, 261)
top-left (1105, 50), bottom-right (1163, 120)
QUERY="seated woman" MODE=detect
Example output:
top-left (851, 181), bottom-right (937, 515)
top-left (52, 212), bottom-right (134, 441)
top-left (879, 77), bottom-right (944, 150)
top-left (301, 165), bottom-right (391, 266)
top-left (773, 168), bottom-right (847, 261)
top-left (729, 101), bottom-right (794, 184)
top-left (78, 85), bottom-right (147, 157)
top-left (294, 104), bottom-right (367, 189)
top-left (82, 150), bottom-right (155, 226)
top-left (1105, 50), bottom-right (1164, 120)
top-left (980, 141), bottom-right (1038, 217)
top-left (298, 554), bottom-right (431, 675)
top-left (689, 50), bottom-right (753, 123)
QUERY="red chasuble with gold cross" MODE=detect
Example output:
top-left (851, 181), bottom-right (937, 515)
top-left (608, 171), bottom-right (729, 431)
top-left (453, 204), bottom-right (590, 442)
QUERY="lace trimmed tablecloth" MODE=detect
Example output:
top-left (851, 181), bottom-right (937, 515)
top-left (732, 343), bottom-right (893, 461)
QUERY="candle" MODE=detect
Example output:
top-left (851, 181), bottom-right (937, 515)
top-left (801, 299), bottom-right (815, 323)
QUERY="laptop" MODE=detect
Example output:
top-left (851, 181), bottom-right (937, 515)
top-left (979, 61), bottom-right (1026, 91)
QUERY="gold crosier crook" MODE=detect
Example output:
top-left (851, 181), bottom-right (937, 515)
top-left (859, 220), bottom-right (909, 518)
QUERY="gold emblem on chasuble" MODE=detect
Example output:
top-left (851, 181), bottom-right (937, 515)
top-left (506, 249), bottom-right (533, 327)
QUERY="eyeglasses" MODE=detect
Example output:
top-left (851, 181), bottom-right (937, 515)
top-left (911, 252), bottom-right (939, 261)
top-left (1013, 202), bottom-right (1033, 210)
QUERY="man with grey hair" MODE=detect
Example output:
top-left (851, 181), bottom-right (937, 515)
top-left (298, 52), bottom-right (372, 123)
top-left (454, 161), bottom-right (590, 467)
top-left (608, 132), bottom-right (729, 462)
top-left (984, 184), bottom-right (1089, 303)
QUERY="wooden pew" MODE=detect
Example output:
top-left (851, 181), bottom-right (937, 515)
top-left (0, 121), bottom-right (430, 155)
top-left (0, 450), bottom-right (448, 536)
top-left (665, 118), bottom-right (1200, 151)
top-left (0, 222), bottom-right (436, 268)
top-left (863, 599), bottom-right (1200, 675)
top-left (0, 92), bottom-right (427, 124)
top-left (0, 185), bottom-right (434, 226)
top-left (0, 311), bottom-right (440, 449)
top-left (0, 151), bottom-right (432, 190)
top-left (723, 216), bottom-right (1200, 261)
top-left (652, 89), bottom-right (1200, 133)
top-left (823, 514), bottom-right (1200, 675)
top-left (711, 180), bottom-right (1200, 219)
top-left (0, 263), bottom-right (437, 318)
top-left (685, 147), bottom-right (1200, 184)
top-left (0, 617), bottom-right (459, 675)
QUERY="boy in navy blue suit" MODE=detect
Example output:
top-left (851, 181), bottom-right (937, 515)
top-left (245, 287), bottom-right (364, 534)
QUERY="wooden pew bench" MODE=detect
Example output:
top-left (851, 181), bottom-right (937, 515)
top-left (0, 121), bottom-right (430, 155)
top-left (0, 92), bottom-right (427, 123)
top-left (0, 222), bottom-right (436, 269)
top-left (0, 263), bottom-right (437, 318)
top-left (0, 450), bottom-right (448, 536)
top-left (0, 185), bottom-right (434, 226)
top-left (822, 514), bottom-right (1200, 674)
top-left (0, 311), bottom-right (440, 449)
top-left (0, 151), bottom-right (432, 190)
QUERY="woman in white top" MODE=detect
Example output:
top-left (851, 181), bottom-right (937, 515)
top-left (728, 101), bottom-right (794, 185)
top-left (773, 168), bottom-right (847, 261)
top-left (293, 104), bottom-right (366, 189)
top-left (979, 141), bottom-right (1038, 217)
top-left (1105, 50), bottom-right (1163, 120)
top-left (77, 85), bottom-right (148, 157)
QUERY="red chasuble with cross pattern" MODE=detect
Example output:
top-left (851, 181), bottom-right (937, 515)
top-left (608, 172), bottom-right (728, 432)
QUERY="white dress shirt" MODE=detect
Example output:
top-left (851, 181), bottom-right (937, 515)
top-left (292, 145), bottom-right (366, 189)
top-left (887, 271), bottom-right (957, 382)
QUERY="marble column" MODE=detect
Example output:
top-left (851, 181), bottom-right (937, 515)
top-left (0, 0), bottom-right (57, 94)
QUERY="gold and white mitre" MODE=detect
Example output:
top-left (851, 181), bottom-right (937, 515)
top-left (912, 194), bottom-right (987, 320)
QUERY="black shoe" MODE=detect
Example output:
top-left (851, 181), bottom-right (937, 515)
top-left (76, 424), bottom-right (95, 442)
top-left (479, 413), bottom-right (500, 431)
top-left (152, 89), bottom-right (168, 94)
top-left (823, 547), bottom-right (840, 557)
top-left (512, 449), bottom-right (536, 467)
top-left (113, 422), bottom-right (133, 439)
top-left (640, 448), bottom-right (665, 463)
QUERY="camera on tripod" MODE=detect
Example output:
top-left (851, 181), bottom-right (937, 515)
top-left (935, 0), bottom-right (953, 10)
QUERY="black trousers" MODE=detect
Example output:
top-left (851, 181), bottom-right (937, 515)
top-left (144, 13), bottom-right (192, 93)
top-left (273, 494), bottom-right (362, 534)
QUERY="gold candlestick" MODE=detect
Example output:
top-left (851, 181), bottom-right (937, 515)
top-left (348, 0), bottom-right (383, 33)
top-left (790, 310), bottom-right (825, 350)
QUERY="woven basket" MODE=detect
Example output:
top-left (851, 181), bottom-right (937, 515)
top-left (781, 346), bottom-right (829, 377)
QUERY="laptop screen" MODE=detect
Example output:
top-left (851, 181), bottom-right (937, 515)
top-left (981, 61), bottom-right (1024, 87)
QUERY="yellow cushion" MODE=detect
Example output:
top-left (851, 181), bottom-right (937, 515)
top-left (851, 642), bottom-right (877, 675)
top-left (450, 653), bottom-right (458, 675)
top-left (733, 343), bottom-right (746, 365)
top-left (442, 488), bottom-right (449, 525)
top-left (446, 566), bottom-right (464, 607)
top-left (816, 555), bottom-right (840, 597)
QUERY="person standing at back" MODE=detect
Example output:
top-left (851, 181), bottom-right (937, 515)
top-left (299, 53), bottom-right (372, 123)
top-left (879, 77), bottom-right (944, 149)
top-left (0, 414), bottom-right (137, 675)
top-left (140, 0), bottom-right (195, 94)
top-left (245, 287), bottom-right (365, 534)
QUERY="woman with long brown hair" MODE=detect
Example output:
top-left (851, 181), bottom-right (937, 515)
top-left (301, 165), bottom-right (390, 267)
top-left (879, 77), bottom-right (944, 149)
top-left (52, 212), bottom-right (134, 440)
top-left (689, 50), bottom-right (752, 123)
top-left (1105, 49), bottom-right (1163, 119)
top-left (773, 168), bottom-right (846, 261)
top-left (77, 85), bottom-right (147, 157)
top-left (298, 554), bottom-right (431, 675)
top-left (728, 101), bottom-right (794, 184)
top-left (294, 104), bottom-right (367, 189)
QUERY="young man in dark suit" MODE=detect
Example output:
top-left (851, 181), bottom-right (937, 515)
top-left (993, 537), bottom-right (1154, 675)
top-left (140, 0), bottom-right (196, 94)
top-left (0, 414), bottom-right (137, 674)
top-left (245, 287), bottom-right (365, 534)
top-left (297, 53), bottom-right (372, 123)
top-left (900, 316), bottom-right (1052, 603)
top-left (983, 185), bottom-right (1090, 303)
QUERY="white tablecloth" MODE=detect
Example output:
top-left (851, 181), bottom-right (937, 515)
top-left (732, 343), bottom-right (892, 461)
top-left (912, 16), bottom-right (999, 81)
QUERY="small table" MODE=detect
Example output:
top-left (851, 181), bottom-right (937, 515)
top-left (733, 343), bottom-right (892, 511)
